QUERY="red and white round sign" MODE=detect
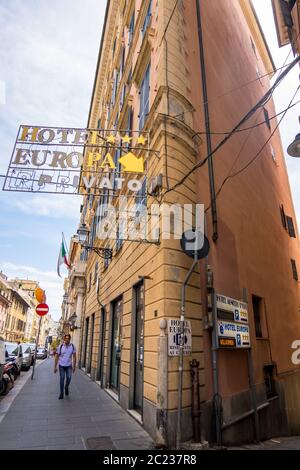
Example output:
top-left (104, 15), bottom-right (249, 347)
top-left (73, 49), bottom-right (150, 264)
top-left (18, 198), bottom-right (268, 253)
top-left (36, 303), bottom-right (49, 316)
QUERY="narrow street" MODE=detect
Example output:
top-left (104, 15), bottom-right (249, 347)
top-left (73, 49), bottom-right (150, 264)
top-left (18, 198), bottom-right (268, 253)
top-left (0, 358), bottom-right (154, 450)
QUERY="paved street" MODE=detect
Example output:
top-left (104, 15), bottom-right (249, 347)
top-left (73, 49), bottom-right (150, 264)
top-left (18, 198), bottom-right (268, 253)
top-left (0, 358), bottom-right (154, 450)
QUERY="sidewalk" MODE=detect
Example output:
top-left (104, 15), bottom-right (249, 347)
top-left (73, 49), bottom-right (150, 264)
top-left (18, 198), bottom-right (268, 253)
top-left (0, 358), bottom-right (154, 450)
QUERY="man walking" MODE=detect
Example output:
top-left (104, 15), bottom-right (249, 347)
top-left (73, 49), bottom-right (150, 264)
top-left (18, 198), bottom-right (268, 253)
top-left (54, 334), bottom-right (76, 399)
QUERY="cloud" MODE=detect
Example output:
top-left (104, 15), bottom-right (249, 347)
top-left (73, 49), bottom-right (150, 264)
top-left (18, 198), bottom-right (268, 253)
top-left (4, 193), bottom-right (82, 220)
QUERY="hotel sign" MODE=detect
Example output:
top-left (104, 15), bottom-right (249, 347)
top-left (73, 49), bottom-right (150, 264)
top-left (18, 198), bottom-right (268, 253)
top-left (216, 293), bottom-right (250, 349)
top-left (2, 125), bottom-right (150, 195)
top-left (167, 319), bottom-right (192, 356)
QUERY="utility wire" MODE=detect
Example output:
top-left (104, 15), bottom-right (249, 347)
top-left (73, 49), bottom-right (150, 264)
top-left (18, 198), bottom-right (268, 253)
top-left (204, 84), bottom-right (300, 213)
top-left (203, 29), bottom-right (300, 213)
top-left (160, 54), bottom-right (300, 200)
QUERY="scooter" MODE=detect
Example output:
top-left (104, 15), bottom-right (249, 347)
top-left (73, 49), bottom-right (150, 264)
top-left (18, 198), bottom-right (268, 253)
top-left (0, 361), bottom-right (15, 395)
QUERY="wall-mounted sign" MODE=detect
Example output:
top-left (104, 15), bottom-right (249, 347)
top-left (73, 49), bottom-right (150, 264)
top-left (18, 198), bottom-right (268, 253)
top-left (3, 126), bottom-right (151, 196)
top-left (217, 320), bottom-right (250, 349)
top-left (216, 293), bottom-right (248, 324)
top-left (167, 319), bottom-right (192, 356)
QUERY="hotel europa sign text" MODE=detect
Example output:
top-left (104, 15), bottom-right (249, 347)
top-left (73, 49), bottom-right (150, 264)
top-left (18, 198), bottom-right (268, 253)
top-left (2, 125), bottom-right (150, 196)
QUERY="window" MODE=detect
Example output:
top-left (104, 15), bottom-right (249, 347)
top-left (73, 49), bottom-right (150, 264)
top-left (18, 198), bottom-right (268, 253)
top-left (120, 47), bottom-right (125, 80)
top-left (120, 84), bottom-right (126, 110)
top-left (286, 216), bottom-right (296, 238)
top-left (94, 261), bottom-right (98, 284)
top-left (263, 107), bottom-right (271, 131)
top-left (112, 69), bottom-right (119, 106)
top-left (264, 364), bottom-right (277, 399)
top-left (280, 204), bottom-right (287, 230)
top-left (291, 259), bottom-right (298, 281)
top-left (128, 11), bottom-right (135, 46)
top-left (252, 295), bottom-right (263, 338)
top-left (280, 0), bottom-right (293, 28)
top-left (141, 0), bottom-right (152, 38)
top-left (270, 144), bottom-right (276, 164)
top-left (139, 63), bottom-right (150, 130)
top-left (135, 177), bottom-right (147, 206)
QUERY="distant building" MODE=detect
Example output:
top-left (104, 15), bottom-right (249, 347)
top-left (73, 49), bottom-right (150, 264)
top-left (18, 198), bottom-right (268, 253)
top-left (0, 273), bottom-right (11, 336)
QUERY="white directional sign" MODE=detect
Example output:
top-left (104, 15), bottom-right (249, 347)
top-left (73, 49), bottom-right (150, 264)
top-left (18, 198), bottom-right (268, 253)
top-left (167, 319), bottom-right (192, 356)
top-left (216, 293), bottom-right (248, 324)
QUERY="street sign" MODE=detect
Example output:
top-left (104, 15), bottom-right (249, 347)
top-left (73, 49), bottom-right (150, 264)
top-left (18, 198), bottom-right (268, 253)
top-left (36, 303), bottom-right (49, 316)
top-left (167, 319), bottom-right (192, 356)
top-left (217, 320), bottom-right (250, 348)
top-left (216, 293), bottom-right (248, 324)
top-left (180, 230), bottom-right (210, 259)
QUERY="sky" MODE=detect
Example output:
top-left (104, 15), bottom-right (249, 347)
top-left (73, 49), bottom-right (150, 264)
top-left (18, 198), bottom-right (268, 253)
top-left (0, 0), bottom-right (299, 321)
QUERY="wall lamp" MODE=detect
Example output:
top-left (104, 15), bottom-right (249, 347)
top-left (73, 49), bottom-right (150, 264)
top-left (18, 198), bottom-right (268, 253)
top-left (77, 223), bottom-right (112, 260)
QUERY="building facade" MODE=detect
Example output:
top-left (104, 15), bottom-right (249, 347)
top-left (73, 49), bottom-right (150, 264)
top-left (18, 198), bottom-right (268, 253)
top-left (272, 0), bottom-right (300, 55)
top-left (0, 273), bottom-right (11, 336)
top-left (65, 0), bottom-right (300, 447)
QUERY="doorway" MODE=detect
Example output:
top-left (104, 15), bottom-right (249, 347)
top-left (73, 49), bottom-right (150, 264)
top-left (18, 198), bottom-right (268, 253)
top-left (133, 282), bottom-right (144, 413)
top-left (97, 307), bottom-right (106, 384)
top-left (82, 316), bottom-right (89, 369)
top-left (87, 313), bottom-right (95, 374)
top-left (110, 298), bottom-right (122, 395)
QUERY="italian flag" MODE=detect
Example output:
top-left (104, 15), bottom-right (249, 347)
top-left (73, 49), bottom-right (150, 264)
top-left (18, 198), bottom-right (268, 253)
top-left (57, 234), bottom-right (71, 277)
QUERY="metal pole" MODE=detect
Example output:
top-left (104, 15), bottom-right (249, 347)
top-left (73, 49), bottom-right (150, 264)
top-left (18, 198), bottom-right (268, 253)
top-left (31, 316), bottom-right (42, 380)
top-left (247, 348), bottom-right (260, 442)
top-left (211, 289), bottom-right (222, 445)
top-left (195, 0), bottom-right (218, 241)
top-left (176, 245), bottom-right (198, 449)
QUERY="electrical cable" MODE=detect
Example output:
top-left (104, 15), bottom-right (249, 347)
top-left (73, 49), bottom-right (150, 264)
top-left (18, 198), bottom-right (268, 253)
top-left (160, 54), bottom-right (300, 201)
top-left (189, 99), bottom-right (300, 136)
top-left (204, 84), bottom-right (300, 213)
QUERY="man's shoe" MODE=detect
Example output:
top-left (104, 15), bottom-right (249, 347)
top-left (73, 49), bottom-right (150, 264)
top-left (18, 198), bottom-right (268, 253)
top-left (58, 394), bottom-right (64, 399)
top-left (65, 387), bottom-right (69, 396)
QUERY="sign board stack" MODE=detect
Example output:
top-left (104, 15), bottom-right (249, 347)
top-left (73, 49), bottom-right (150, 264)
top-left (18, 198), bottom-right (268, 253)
top-left (215, 294), bottom-right (250, 349)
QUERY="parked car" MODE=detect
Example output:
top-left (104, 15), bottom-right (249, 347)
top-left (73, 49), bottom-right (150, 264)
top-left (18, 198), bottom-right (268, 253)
top-left (20, 344), bottom-right (32, 371)
top-left (5, 343), bottom-right (23, 376)
top-left (36, 347), bottom-right (47, 359)
top-left (26, 342), bottom-right (37, 365)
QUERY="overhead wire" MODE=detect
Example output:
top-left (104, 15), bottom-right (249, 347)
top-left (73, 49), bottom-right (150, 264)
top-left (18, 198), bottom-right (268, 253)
top-left (159, 54), bottom-right (300, 201)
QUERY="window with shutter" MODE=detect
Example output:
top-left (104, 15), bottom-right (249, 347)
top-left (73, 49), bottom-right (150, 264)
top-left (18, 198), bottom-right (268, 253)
top-left (291, 259), bottom-right (298, 281)
top-left (263, 107), bottom-right (271, 131)
top-left (139, 63), bottom-right (150, 130)
top-left (286, 216), bottom-right (296, 238)
top-left (280, 204), bottom-right (287, 229)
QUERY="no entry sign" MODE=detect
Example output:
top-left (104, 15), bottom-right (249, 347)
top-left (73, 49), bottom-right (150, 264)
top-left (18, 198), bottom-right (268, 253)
top-left (36, 303), bottom-right (49, 316)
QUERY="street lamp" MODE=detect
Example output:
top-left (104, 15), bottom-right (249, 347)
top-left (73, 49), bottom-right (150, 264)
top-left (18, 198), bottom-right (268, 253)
top-left (77, 222), bottom-right (112, 259)
top-left (68, 313), bottom-right (79, 330)
top-left (287, 133), bottom-right (300, 158)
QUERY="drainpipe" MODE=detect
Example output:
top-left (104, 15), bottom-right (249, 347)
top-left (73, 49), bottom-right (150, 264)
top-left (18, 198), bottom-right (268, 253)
top-left (176, 249), bottom-right (199, 449)
top-left (195, 0), bottom-right (218, 242)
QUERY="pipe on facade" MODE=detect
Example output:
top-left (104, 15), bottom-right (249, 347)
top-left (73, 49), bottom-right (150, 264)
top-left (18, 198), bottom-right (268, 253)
top-left (221, 400), bottom-right (273, 430)
top-left (176, 253), bottom-right (199, 449)
top-left (195, 0), bottom-right (218, 242)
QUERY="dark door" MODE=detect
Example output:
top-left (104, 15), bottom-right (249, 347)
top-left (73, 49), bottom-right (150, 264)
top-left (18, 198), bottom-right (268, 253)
top-left (82, 317), bottom-right (89, 369)
top-left (87, 314), bottom-right (95, 374)
top-left (134, 282), bottom-right (144, 413)
top-left (97, 308), bottom-right (106, 384)
top-left (110, 298), bottom-right (122, 394)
